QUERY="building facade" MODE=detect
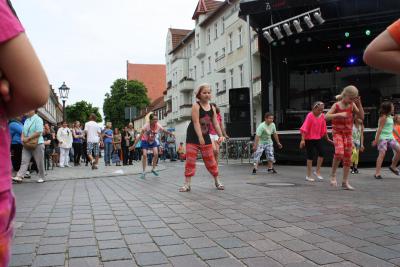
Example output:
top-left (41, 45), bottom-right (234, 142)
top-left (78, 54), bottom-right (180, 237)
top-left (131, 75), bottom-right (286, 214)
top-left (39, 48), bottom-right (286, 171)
top-left (164, 0), bottom-right (262, 144)
top-left (37, 85), bottom-right (63, 125)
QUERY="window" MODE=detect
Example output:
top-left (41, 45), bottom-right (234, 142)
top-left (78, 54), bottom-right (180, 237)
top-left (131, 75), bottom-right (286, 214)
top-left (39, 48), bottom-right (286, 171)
top-left (189, 68), bottom-right (193, 79)
top-left (201, 61), bottom-right (205, 77)
top-left (239, 65), bottom-right (244, 86)
top-left (228, 33), bottom-right (233, 53)
top-left (229, 69), bottom-right (234, 88)
top-left (208, 56), bottom-right (212, 73)
top-left (207, 28), bottom-right (211, 44)
top-left (188, 44), bottom-right (192, 57)
top-left (238, 27), bottom-right (243, 47)
top-left (223, 79), bottom-right (227, 91)
top-left (196, 33), bottom-right (200, 49)
top-left (214, 23), bottom-right (218, 39)
top-left (222, 17), bottom-right (225, 34)
top-left (222, 47), bottom-right (225, 55)
top-left (194, 65), bottom-right (197, 80)
top-left (215, 51), bottom-right (218, 61)
top-left (215, 82), bottom-right (219, 92)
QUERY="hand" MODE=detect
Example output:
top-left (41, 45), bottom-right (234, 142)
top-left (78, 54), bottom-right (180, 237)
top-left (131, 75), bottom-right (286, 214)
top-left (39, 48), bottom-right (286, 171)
top-left (299, 140), bottom-right (305, 149)
top-left (224, 134), bottom-right (230, 140)
top-left (0, 72), bottom-right (11, 103)
top-left (360, 145), bottom-right (365, 152)
top-left (336, 112), bottom-right (348, 118)
top-left (217, 136), bottom-right (225, 144)
top-left (277, 143), bottom-right (283, 149)
top-left (372, 140), bottom-right (378, 147)
top-left (199, 137), bottom-right (205, 145)
top-left (353, 96), bottom-right (362, 107)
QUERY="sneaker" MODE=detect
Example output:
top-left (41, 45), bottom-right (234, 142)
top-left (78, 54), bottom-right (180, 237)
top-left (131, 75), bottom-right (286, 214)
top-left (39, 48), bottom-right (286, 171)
top-left (24, 171), bottom-right (31, 178)
top-left (65, 165), bottom-right (71, 168)
top-left (374, 174), bottom-right (383, 180)
top-left (313, 171), bottom-right (324, 180)
top-left (12, 176), bottom-right (23, 183)
top-left (305, 176), bottom-right (315, 182)
top-left (268, 168), bottom-right (277, 174)
top-left (37, 178), bottom-right (45, 183)
top-left (140, 173), bottom-right (146, 179)
top-left (59, 165), bottom-right (65, 168)
top-left (252, 168), bottom-right (257, 175)
top-left (351, 169), bottom-right (356, 174)
top-left (354, 168), bottom-right (359, 174)
top-left (151, 170), bottom-right (159, 176)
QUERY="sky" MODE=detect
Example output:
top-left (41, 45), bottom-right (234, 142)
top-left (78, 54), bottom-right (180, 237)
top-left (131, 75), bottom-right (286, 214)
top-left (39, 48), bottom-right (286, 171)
top-left (12, 0), bottom-right (200, 114)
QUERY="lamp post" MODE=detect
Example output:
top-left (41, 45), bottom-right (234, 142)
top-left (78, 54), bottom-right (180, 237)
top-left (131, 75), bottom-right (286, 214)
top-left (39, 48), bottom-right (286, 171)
top-left (58, 82), bottom-right (70, 122)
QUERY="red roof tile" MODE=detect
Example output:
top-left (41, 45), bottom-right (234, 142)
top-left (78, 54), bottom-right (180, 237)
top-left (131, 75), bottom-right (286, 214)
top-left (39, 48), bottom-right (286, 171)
top-left (192, 0), bottom-right (224, 20)
top-left (127, 63), bottom-right (166, 102)
top-left (170, 28), bottom-right (192, 50)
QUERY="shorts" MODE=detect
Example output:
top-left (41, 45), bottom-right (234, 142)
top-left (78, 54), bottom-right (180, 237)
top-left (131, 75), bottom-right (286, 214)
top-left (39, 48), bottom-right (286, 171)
top-left (87, 142), bottom-right (99, 157)
top-left (141, 141), bottom-right (159, 150)
top-left (209, 134), bottom-right (219, 142)
top-left (305, 139), bottom-right (324, 160)
top-left (378, 139), bottom-right (399, 152)
top-left (253, 143), bottom-right (275, 163)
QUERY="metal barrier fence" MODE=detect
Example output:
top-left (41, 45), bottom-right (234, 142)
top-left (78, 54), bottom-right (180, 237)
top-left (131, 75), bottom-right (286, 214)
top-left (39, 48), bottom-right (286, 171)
top-left (219, 138), bottom-right (253, 164)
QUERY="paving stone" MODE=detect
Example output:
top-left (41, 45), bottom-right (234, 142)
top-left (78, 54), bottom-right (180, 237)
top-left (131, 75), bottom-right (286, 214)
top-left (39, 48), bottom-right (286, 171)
top-left (284, 261), bottom-right (319, 267)
top-left (146, 227), bottom-right (175, 237)
top-left (153, 235), bottom-right (184, 246)
top-left (195, 247), bottom-right (229, 260)
top-left (68, 257), bottom-right (101, 267)
top-left (332, 236), bottom-right (373, 248)
top-left (357, 244), bottom-right (400, 260)
top-left (124, 233), bottom-right (153, 244)
top-left (69, 246), bottom-right (98, 258)
top-left (69, 238), bottom-right (97, 247)
top-left (204, 230), bottom-right (231, 238)
top-left (95, 225), bottom-right (120, 233)
top-left (300, 249), bottom-right (343, 265)
top-left (169, 255), bottom-right (207, 267)
top-left (100, 248), bottom-right (132, 261)
top-left (37, 244), bottom-right (66, 254)
top-left (98, 239), bottom-right (126, 249)
top-left (228, 246), bottom-right (264, 258)
top-left (248, 239), bottom-right (283, 251)
top-left (315, 241), bottom-right (352, 254)
top-left (220, 224), bottom-right (249, 233)
top-left (320, 262), bottom-right (360, 267)
top-left (279, 239), bottom-right (317, 252)
top-left (242, 257), bottom-right (283, 267)
top-left (214, 237), bottom-right (247, 249)
top-left (265, 248), bottom-right (307, 265)
top-left (69, 231), bottom-right (95, 239)
top-left (103, 260), bottom-right (138, 267)
top-left (184, 237), bottom-right (216, 249)
top-left (341, 251), bottom-right (395, 267)
top-left (263, 231), bottom-right (296, 242)
top-left (160, 244), bottom-right (193, 257)
top-left (129, 243), bottom-right (160, 253)
top-left (32, 253), bottom-right (65, 267)
top-left (9, 253), bottom-right (34, 266)
top-left (175, 228), bottom-right (204, 238)
top-left (233, 230), bottom-right (264, 241)
top-left (366, 236), bottom-right (400, 246)
top-left (96, 231), bottom-right (123, 240)
top-left (134, 252), bottom-right (169, 266)
top-left (169, 222), bottom-right (193, 230)
top-left (141, 220), bottom-right (167, 229)
top-left (11, 243), bottom-right (37, 255)
top-left (70, 224), bottom-right (93, 232)
top-left (120, 226), bottom-right (147, 235)
top-left (207, 257), bottom-right (245, 267)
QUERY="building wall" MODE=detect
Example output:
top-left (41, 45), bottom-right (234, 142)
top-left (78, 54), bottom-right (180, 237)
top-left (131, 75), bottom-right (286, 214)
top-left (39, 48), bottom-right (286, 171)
top-left (37, 87), bottom-right (62, 125)
top-left (165, 0), bottom-right (262, 144)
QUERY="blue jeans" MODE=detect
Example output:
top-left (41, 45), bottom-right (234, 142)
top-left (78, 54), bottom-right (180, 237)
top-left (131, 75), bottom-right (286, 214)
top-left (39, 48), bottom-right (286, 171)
top-left (168, 146), bottom-right (176, 161)
top-left (104, 143), bottom-right (113, 164)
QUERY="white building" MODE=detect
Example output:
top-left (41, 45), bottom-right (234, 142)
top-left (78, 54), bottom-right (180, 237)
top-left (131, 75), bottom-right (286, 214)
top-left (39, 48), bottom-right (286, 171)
top-left (37, 85), bottom-right (63, 125)
top-left (164, 0), bottom-right (262, 144)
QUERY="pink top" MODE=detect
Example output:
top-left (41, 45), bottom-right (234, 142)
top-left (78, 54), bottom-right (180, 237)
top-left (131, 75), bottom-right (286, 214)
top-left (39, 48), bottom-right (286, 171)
top-left (209, 113), bottom-right (221, 135)
top-left (141, 122), bottom-right (163, 143)
top-left (0, 0), bottom-right (23, 193)
top-left (332, 103), bottom-right (353, 135)
top-left (0, 0), bottom-right (24, 43)
top-left (300, 112), bottom-right (327, 140)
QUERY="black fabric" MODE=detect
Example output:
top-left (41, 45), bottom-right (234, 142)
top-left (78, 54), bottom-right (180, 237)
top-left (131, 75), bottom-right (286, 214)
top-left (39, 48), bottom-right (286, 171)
top-left (305, 139), bottom-right (325, 160)
top-left (10, 143), bottom-right (22, 172)
top-left (73, 142), bottom-right (82, 164)
top-left (186, 103), bottom-right (214, 145)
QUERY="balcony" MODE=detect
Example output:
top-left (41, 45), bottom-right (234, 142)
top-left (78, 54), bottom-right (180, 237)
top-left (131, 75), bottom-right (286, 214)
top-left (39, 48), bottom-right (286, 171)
top-left (253, 78), bottom-right (262, 97)
top-left (175, 58), bottom-right (189, 79)
top-left (165, 88), bottom-right (172, 100)
top-left (179, 104), bottom-right (192, 119)
top-left (178, 79), bottom-right (194, 93)
top-left (165, 112), bottom-right (173, 123)
top-left (215, 54), bottom-right (226, 73)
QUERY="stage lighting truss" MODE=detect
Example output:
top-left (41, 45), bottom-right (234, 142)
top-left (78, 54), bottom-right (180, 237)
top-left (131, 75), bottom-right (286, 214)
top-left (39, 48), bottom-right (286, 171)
top-left (262, 8), bottom-right (324, 44)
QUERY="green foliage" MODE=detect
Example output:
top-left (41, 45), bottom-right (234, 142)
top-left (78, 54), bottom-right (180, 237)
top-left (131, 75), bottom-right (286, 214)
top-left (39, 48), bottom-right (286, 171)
top-left (103, 79), bottom-right (150, 129)
top-left (65, 101), bottom-right (102, 123)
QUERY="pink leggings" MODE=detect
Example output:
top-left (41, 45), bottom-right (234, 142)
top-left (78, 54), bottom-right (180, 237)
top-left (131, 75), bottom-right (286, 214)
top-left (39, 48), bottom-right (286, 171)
top-left (333, 133), bottom-right (353, 167)
top-left (0, 190), bottom-right (15, 267)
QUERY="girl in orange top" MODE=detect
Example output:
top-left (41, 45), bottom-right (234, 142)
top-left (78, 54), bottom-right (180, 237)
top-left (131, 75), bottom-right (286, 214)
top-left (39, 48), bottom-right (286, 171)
top-left (364, 19), bottom-right (400, 74)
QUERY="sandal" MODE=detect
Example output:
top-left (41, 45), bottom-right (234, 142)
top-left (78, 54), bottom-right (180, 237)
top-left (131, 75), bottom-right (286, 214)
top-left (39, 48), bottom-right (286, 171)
top-left (330, 176), bottom-right (338, 187)
top-left (179, 184), bottom-right (191, 192)
top-left (215, 181), bottom-right (225, 190)
top-left (342, 183), bottom-right (355, 191)
top-left (389, 166), bottom-right (400, 176)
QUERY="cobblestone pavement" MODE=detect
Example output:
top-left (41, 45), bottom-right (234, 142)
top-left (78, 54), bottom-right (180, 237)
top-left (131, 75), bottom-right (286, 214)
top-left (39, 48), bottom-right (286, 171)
top-left (10, 161), bottom-right (400, 267)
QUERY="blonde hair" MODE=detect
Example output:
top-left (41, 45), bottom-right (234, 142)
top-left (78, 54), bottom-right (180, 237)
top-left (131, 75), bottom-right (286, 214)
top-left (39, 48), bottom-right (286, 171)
top-left (106, 121), bottom-right (112, 128)
top-left (335, 85), bottom-right (358, 101)
top-left (195, 83), bottom-right (211, 99)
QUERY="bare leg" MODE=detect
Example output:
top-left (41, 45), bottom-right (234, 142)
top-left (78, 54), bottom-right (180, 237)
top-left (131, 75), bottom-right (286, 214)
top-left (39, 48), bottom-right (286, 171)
top-left (306, 160), bottom-right (312, 178)
top-left (142, 149), bottom-right (148, 173)
top-left (152, 147), bottom-right (158, 171)
top-left (375, 151), bottom-right (386, 176)
top-left (330, 158), bottom-right (340, 186)
top-left (316, 157), bottom-right (323, 175)
top-left (214, 142), bottom-right (220, 164)
top-left (342, 166), bottom-right (351, 184)
top-left (391, 146), bottom-right (400, 169)
top-left (267, 161), bottom-right (273, 169)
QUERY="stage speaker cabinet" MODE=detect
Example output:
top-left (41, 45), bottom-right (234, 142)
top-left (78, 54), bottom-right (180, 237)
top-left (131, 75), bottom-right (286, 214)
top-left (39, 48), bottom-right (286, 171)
top-left (226, 122), bottom-right (251, 138)
top-left (229, 87), bottom-right (250, 107)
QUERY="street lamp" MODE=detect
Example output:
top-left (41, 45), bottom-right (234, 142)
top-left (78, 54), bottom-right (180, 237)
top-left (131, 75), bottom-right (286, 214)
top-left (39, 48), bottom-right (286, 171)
top-left (58, 82), bottom-right (70, 122)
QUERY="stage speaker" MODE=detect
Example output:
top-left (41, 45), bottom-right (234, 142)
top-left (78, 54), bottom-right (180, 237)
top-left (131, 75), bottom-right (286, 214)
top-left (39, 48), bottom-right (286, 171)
top-left (229, 87), bottom-right (250, 107)
top-left (229, 107), bottom-right (250, 122)
top-left (226, 122), bottom-right (251, 138)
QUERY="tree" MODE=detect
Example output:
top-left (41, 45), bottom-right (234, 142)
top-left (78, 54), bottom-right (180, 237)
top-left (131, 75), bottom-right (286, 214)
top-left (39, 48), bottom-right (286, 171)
top-left (103, 79), bottom-right (150, 129)
top-left (65, 101), bottom-right (102, 123)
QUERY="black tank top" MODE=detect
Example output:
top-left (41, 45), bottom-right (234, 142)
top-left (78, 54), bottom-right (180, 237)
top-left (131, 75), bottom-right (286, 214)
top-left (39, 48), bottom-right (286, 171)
top-left (186, 102), bottom-right (214, 145)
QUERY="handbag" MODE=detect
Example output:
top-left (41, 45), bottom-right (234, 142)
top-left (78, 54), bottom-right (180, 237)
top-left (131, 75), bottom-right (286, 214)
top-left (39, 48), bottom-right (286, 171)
top-left (23, 121), bottom-right (39, 150)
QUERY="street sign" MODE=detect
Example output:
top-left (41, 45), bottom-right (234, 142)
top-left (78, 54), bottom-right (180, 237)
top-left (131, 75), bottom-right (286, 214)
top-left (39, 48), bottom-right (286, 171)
top-left (124, 107), bottom-right (137, 121)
